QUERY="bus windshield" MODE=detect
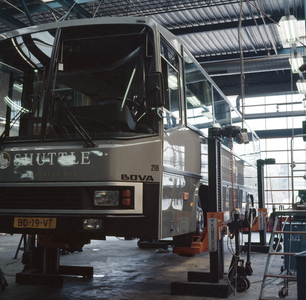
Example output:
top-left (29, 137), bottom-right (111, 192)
top-left (0, 24), bottom-right (156, 143)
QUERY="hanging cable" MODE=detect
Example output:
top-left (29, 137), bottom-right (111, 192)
top-left (230, 136), bottom-right (236, 213)
top-left (245, 0), bottom-right (306, 48)
top-left (229, 135), bottom-right (237, 239)
top-left (93, 1), bottom-right (103, 18)
top-left (3, 0), bottom-right (25, 14)
top-left (57, 0), bottom-right (79, 22)
top-left (245, 0), bottom-right (280, 26)
top-left (238, 0), bottom-right (245, 130)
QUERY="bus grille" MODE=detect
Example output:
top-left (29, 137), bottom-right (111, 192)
top-left (0, 186), bottom-right (83, 210)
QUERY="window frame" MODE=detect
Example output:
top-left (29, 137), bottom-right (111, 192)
top-left (159, 36), bottom-right (182, 130)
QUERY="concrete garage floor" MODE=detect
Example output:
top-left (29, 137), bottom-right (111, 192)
top-left (0, 234), bottom-right (298, 300)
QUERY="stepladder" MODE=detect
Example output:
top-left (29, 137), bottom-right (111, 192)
top-left (258, 210), bottom-right (306, 300)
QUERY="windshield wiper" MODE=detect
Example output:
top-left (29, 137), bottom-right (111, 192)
top-left (55, 94), bottom-right (96, 148)
top-left (121, 66), bottom-right (136, 111)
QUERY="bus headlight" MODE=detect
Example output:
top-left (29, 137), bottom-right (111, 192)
top-left (94, 191), bottom-right (119, 206)
top-left (83, 219), bottom-right (102, 230)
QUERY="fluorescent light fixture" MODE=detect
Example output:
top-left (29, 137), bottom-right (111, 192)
top-left (3, 96), bottom-right (29, 113)
top-left (296, 79), bottom-right (306, 94)
top-left (11, 38), bottom-right (36, 68)
top-left (187, 95), bottom-right (202, 107)
top-left (202, 110), bottom-right (213, 119)
top-left (279, 15), bottom-right (299, 45)
top-left (168, 75), bottom-right (178, 90)
top-left (289, 54), bottom-right (304, 73)
top-left (13, 83), bottom-right (23, 92)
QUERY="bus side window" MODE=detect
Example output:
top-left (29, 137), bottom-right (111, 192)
top-left (160, 39), bottom-right (180, 130)
top-left (183, 50), bottom-right (214, 135)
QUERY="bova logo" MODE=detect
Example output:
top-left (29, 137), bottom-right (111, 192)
top-left (0, 152), bottom-right (10, 169)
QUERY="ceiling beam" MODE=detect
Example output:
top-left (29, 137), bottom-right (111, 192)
top-left (0, 9), bottom-right (27, 29)
top-left (202, 54), bottom-right (295, 76)
top-left (55, 0), bottom-right (92, 19)
top-left (21, 0), bottom-right (35, 26)
top-left (168, 11), bottom-right (293, 36)
top-left (35, 0), bottom-right (62, 18)
top-left (197, 49), bottom-right (278, 64)
top-left (212, 70), bottom-right (300, 96)
top-left (245, 111), bottom-right (305, 120)
top-left (256, 128), bottom-right (303, 139)
top-left (170, 19), bottom-right (273, 36)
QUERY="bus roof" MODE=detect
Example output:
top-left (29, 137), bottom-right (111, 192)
top-left (0, 16), bottom-right (172, 42)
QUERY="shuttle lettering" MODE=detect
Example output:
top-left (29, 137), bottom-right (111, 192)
top-left (14, 151), bottom-right (91, 167)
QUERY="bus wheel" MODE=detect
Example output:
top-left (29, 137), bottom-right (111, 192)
top-left (173, 233), bottom-right (193, 248)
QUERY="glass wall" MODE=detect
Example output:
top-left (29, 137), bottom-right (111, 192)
top-left (229, 93), bottom-right (306, 214)
top-left (184, 49), bottom-right (260, 167)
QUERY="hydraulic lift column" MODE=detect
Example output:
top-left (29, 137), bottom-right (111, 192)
top-left (258, 159), bottom-right (268, 249)
top-left (242, 158), bottom-right (275, 253)
top-left (171, 137), bottom-right (231, 298)
top-left (207, 136), bottom-right (224, 283)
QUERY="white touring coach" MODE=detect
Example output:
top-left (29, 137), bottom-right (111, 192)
top-left (0, 17), bottom-right (260, 262)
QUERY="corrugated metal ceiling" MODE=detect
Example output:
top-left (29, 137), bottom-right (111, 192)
top-left (0, 1), bottom-right (302, 59)
top-left (0, 0), bottom-right (305, 95)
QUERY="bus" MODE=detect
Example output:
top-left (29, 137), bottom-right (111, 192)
top-left (0, 17), bottom-right (260, 254)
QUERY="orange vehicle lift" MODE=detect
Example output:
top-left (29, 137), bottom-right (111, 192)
top-left (171, 130), bottom-right (255, 298)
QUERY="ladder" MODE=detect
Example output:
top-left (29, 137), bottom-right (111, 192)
top-left (258, 212), bottom-right (304, 300)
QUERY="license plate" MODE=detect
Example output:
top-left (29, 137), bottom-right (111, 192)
top-left (14, 217), bottom-right (56, 229)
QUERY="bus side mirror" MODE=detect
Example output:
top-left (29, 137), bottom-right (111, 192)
top-left (146, 72), bottom-right (164, 107)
